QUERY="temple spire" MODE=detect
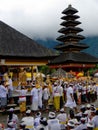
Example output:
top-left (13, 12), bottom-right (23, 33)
top-left (48, 4), bottom-right (98, 68)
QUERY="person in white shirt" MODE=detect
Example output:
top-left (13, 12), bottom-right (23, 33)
top-left (0, 80), bottom-right (8, 111)
top-left (21, 109), bottom-right (34, 130)
top-left (15, 83), bottom-right (28, 113)
top-left (92, 82), bottom-right (97, 101)
top-left (58, 84), bottom-right (64, 109)
top-left (31, 84), bottom-right (39, 112)
top-left (5, 121), bottom-right (16, 130)
top-left (8, 75), bottom-right (13, 104)
top-left (56, 108), bottom-right (67, 130)
top-left (42, 83), bottom-right (50, 110)
top-left (67, 120), bottom-right (75, 130)
top-left (36, 117), bottom-right (48, 130)
top-left (64, 84), bottom-right (76, 115)
top-left (81, 83), bottom-right (87, 103)
top-left (74, 117), bottom-right (87, 130)
top-left (7, 108), bottom-right (18, 129)
top-left (34, 112), bottom-right (41, 128)
top-left (38, 85), bottom-right (43, 109)
top-left (87, 122), bottom-right (94, 130)
top-left (47, 112), bottom-right (61, 130)
top-left (91, 110), bottom-right (98, 129)
top-left (52, 82), bottom-right (60, 111)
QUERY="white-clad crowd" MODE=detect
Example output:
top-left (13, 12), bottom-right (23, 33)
top-left (1, 104), bottom-right (98, 130)
top-left (0, 77), bottom-right (98, 130)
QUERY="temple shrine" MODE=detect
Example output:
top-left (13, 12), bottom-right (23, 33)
top-left (49, 5), bottom-right (98, 72)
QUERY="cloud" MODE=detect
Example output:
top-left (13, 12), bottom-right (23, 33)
top-left (0, 0), bottom-right (98, 40)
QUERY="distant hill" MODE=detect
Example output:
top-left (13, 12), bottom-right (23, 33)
top-left (35, 36), bottom-right (98, 58)
top-left (82, 36), bottom-right (98, 58)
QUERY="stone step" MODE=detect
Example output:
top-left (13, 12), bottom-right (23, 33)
top-left (7, 104), bottom-right (17, 108)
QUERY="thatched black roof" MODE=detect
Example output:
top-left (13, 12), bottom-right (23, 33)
top-left (62, 4), bottom-right (78, 14)
top-left (0, 21), bottom-right (57, 58)
top-left (55, 43), bottom-right (89, 51)
top-left (60, 21), bottom-right (81, 27)
top-left (50, 52), bottom-right (98, 64)
top-left (61, 15), bottom-right (80, 20)
top-left (56, 34), bottom-right (85, 42)
top-left (58, 27), bottom-right (83, 34)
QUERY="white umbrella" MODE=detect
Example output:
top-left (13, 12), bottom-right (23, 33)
top-left (94, 72), bottom-right (98, 77)
top-left (36, 72), bottom-right (45, 77)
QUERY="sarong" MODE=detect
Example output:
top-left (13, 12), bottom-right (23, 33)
top-left (19, 96), bottom-right (26, 112)
top-left (54, 96), bottom-right (60, 111)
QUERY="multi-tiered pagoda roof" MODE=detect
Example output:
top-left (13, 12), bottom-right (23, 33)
top-left (49, 5), bottom-right (98, 68)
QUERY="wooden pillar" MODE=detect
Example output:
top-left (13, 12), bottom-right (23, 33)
top-left (31, 66), bottom-right (34, 80)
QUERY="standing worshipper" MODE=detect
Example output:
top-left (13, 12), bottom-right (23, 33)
top-left (8, 75), bottom-right (13, 104)
top-left (31, 83), bottom-right (39, 113)
top-left (92, 82), bottom-right (97, 101)
top-left (73, 83), bottom-right (78, 104)
top-left (42, 83), bottom-right (50, 110)
top-left (81, 83), bottom-right (88, 103)
top-left (77, 83), bottom-right (82, 105)
top-left (58, 82), bottom-right (64, 109)
top-left (52, 82), bottom-right (60, 112)
top-left (38, 84), bottom-right (43, 109)
top-left (0, 80), bottom-right (8, 112)
top-left (15, 83), bottom-right (28, 113)
top-left (64, 83), bottom-right (77, 115)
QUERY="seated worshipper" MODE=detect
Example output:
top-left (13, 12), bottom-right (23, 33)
top-left (34, 112), bottom-right (41, 128)
top-left (56, 108), bottom-right (67, 130)
top-left (6, 108), bottom-right (19, 129)
top-left (5, 121), bottom-right (15, 130)
top-left (82, 110), bottom-right (90, 123)
top-left (68, 109), bottom-right (79, 126)
top-left (36, 117), bottom-right (48, 130)
top-left (91, 110), bottom-right (98, 129)
top-left (85, 104), bottom-right (91, 118)
top-left (67, 120), bottom-right (75, 130)
top-left (19, 121), bottom-right (26, 130)
top-left (74, 117), bottom-right (87, 130)
top-left (21, 109), bottom-right (34, 130)
top-left (86, 122), bottom-right (94, 130)
top-left (0, 123), bottom-right (4, 130)
top-left (47, 112), bottom-right (61, 130)
top-left (90, 107), bottom-right (96, 120)
top-left (75, 105), bottom-right (86, 121)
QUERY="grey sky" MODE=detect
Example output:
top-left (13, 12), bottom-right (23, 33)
top-left (0, 0), bottom-right (98, 40)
